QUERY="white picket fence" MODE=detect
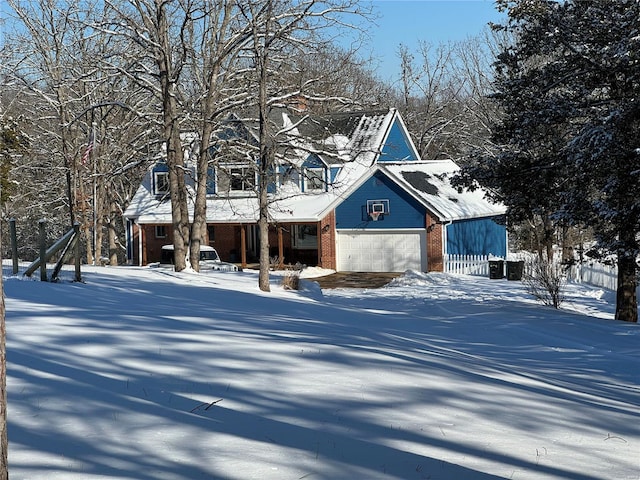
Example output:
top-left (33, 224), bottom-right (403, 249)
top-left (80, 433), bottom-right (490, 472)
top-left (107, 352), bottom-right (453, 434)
top-left (444, 254), bottom-right (490, 276)
top-left (569, 262), bottom-right (618, 291)
top-left (444, 254), bottom-right (619, 291)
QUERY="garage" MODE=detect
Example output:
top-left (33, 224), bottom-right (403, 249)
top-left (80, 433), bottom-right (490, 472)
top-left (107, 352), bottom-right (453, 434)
top-left (336, 230), bottom-right (427, 272)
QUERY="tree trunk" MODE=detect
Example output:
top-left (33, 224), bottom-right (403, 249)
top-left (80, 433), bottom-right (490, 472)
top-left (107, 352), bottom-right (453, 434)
top-left (615, 251), bottom-right (638, 322)
top-left (258, 182), bottom-right (271, 291)
top-left (108, 204), bottom-right (118, 266)
top-left (0, 217), bottom-right (8, 479)
top-left (256, 0), bottom-right (272, 292)
top-left (155, 2), bottom-right (189, 271)
top-left (94, 160), bottom-right (105, 265)
top-left (190, 112), bottom-right (215, 272)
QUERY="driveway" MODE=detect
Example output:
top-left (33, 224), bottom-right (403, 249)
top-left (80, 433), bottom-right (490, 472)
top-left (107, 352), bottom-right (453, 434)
top-left (311, 272), bottom-right (400, 289)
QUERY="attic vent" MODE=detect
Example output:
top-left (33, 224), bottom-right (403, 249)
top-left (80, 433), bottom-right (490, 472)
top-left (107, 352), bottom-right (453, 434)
top-left (401, 171), bottom-right (439, 195)
top-left (448, 197), bottom-right (459, 203)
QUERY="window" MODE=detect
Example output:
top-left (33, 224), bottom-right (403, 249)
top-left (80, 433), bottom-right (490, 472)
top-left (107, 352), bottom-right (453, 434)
top-left (206, 166), bottom-right (216, 195)
top-left (207, 225), bottom-right (215, 243)
top-left (292, 224), bottom-right (318, 249)
top-left (306, 167), bottom-right (325, 191)
top-left (154, 172), bottom-right (170, 195)
top-left (155, 225), bottom-right (167, 238)
top-left (217, 165), bottom-right (255, 194)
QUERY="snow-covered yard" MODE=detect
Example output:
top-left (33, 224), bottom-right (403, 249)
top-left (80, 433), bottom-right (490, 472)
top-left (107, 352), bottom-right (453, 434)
top-left (3, 265), bottom-right (639, 479)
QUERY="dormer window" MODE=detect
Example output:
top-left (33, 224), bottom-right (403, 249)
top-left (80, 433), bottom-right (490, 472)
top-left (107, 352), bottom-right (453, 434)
top-left (154, 171), bottom-right (170, 196)
top-left (302, 154), bottom-right (327, 193)
top-left (217, 165), bottom-right (255, 194)
top-left (305, 167), bottom-right (325, 192)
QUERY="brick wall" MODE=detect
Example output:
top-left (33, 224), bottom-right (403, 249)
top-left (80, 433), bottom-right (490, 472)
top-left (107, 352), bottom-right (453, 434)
top-left (319, 212), bottom-right (336, 270)
top-left (426, 212), bottom-right (444, 272)
top-left (143, 224), bottom-right (170, 264)
top-left (210, 224), bottom-right (242, 262)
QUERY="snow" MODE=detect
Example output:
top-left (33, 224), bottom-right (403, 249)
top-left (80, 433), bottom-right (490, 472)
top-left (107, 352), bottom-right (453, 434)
top-left (123, 110), bottom-right (396, 226)
top-left (380, 161), bottom-right (507, 221)
top-left (3, 264), bottom-right (639, 480)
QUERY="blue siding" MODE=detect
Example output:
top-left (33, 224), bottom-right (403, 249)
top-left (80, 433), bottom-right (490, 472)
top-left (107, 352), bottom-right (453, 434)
top-left (379, 119), bottom-right (418, 162)
top-left (152, 163), bottom-right (168, 176)
top-left (302, 154), bottom-right (324, 168)
top-left (446, 218), bottom-right (507, 257)
top-left (267, 167), bottom-right (278, 193)
top-left (329, 166), bottom-right (341, 184)
top-left (336, 171), bottom-right (425, 229)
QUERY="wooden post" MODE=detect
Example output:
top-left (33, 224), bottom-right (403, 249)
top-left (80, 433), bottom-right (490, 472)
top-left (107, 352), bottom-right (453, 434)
top-left (74, 223), bottom-right (82, 282)
top-left (39, 219), bottom-right (47, 282)
top-left (240, 225), bottom-right (247, 269)
top-left (278, 226), bottom-right (284, 268)
top-left (9, 219), bottom-right (18, 275)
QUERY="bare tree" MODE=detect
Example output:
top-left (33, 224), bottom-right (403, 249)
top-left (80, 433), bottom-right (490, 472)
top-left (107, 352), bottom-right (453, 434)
top-left (3, 0), bottom-right (152, 265)
top-left (5, 0), bottom-right (90, 231)
top-left (234, 0), bottom-right (371, 291)
top-left (182, 1), bottom-right (256, 271)
top-left (105, 0), bottom-right (192, 270)
top-left (393, 33), bottom-right (500, 162)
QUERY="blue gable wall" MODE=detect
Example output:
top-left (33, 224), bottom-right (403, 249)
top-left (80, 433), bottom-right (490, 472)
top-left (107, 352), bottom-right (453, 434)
top-left (336, 171), bottom-right (425, 229)
top-left (446, 218), bottom-right (507, 257)
top-left (379, 118), bottom-right (418, 162)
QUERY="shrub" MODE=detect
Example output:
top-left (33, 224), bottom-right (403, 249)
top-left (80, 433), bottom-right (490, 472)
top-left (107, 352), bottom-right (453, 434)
top-left (522, 259), bottom-right (566, 309)
top-left (281, 269), bottom-right (300, 290)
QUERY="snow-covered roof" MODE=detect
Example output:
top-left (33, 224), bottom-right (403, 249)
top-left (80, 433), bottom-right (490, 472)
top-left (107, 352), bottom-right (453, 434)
top-left (124, 154), bottom-right (374, 224)
top-left (124, 109), bottom-right (394, 223)
top-left (378, 160), bottom-right (506, 221)
top-left (123, 111), bottom-right (503, 224)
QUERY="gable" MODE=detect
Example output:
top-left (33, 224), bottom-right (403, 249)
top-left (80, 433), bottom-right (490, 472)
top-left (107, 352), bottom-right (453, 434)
top-left (379, 161), bottom-right (507, 221)
top-left (302, 153), bottom-right (325, 168)
top-left (379, 118), bottom-right (419, 162)
top-left (335, 171), bottom-right (425, 229)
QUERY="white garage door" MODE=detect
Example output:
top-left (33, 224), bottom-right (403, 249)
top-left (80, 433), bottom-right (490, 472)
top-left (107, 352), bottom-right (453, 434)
top-left (336, 230), bottom-right (426, 272)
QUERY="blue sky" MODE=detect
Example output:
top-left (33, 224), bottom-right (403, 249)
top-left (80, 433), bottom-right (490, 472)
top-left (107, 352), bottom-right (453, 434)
top-left (364, 0), bottom-right (504, 81)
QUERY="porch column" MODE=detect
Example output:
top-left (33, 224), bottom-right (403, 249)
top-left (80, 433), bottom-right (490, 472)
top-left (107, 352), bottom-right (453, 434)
top-left (138, 222), bottom-right (144, 266)
top-left (240, 224), bottom-right (247, 269)
top-left (278, 226), bottom-right (284, 267)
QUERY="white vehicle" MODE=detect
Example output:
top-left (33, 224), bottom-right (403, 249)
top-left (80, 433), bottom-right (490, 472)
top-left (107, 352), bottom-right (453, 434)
top-left (160, 245), bottom-right (239, 271)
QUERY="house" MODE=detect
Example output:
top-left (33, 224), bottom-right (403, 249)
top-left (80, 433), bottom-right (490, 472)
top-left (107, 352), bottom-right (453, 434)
top-left (123, 108), bottom-right (506, 272)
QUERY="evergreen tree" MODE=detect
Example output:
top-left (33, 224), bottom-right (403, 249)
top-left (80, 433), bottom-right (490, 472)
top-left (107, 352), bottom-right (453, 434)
top-left (462, 0), bottom-right (640, 322)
